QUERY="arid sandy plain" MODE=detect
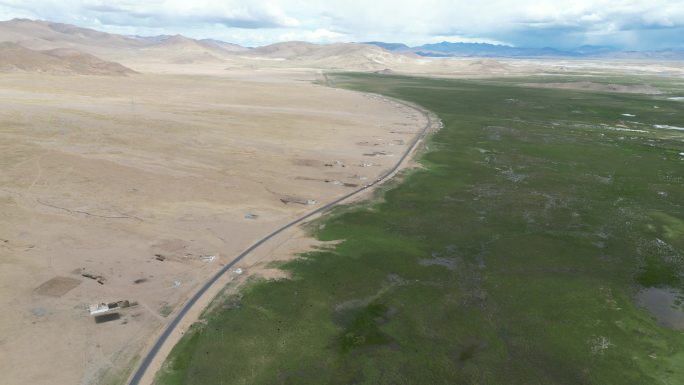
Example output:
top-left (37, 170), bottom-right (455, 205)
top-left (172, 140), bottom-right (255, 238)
top-left (0, 69), bottom-right (429, 385)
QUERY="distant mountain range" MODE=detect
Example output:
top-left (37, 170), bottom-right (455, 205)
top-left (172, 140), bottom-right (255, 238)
top-left (2, 17), bottom-right (682, 77)
top-left (0, 19), bottom-right (427, 72)
top-left (364, 41), bottom-right (684, 59)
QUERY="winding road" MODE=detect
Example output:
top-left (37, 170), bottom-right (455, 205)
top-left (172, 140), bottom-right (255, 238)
top-left (128, 85), bottom-right (436, 385)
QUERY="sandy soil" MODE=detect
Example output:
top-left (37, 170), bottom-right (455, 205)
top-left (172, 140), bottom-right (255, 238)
top-left (0, 70), bottom-right (427, 385)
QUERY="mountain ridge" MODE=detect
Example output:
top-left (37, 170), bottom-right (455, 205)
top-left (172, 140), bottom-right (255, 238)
top-left (0, 42), bottom-right (136, 75)
top-left (2, 18), bottom-right (682, 62)
top-left (364, 41), bottom-right (684, 59)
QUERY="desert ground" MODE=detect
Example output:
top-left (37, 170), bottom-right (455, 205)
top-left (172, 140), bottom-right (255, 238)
top-left (0, 69), bottom-right (428, 385)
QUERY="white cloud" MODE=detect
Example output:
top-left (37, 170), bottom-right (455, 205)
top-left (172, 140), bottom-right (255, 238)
top-left (279, 28), bottom-right (347, 43)
top-left (1, 0), bottom-right (683, 49)
top-left (1, 0), bottom-right (300, 28)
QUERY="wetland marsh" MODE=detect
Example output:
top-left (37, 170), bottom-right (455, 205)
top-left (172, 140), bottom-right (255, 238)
top-left (156, 74), bottom-right (684, 385)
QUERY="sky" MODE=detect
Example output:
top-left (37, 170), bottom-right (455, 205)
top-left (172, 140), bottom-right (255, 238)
top-left (1, 0), bottom-right (683, 50)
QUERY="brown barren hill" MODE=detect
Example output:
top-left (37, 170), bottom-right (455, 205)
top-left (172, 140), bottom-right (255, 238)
top-left (247, 41), bottom-right (417, 70)
top-left (199, 38), bottom-right (251, 53)
top-left (145, 35), bottom-right (228, 64)
top-left (0, 18), bottom-right (144, 50)
top-left (0, 19), bottom-right (250, 68)
top-left (249, 41), bottom-right (321, 58)
top-left (0, 42), bottom-right (135, 75)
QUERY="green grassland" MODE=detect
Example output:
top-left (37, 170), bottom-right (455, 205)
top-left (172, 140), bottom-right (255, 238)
top-left (155, 74), bottom-right (684, 385)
